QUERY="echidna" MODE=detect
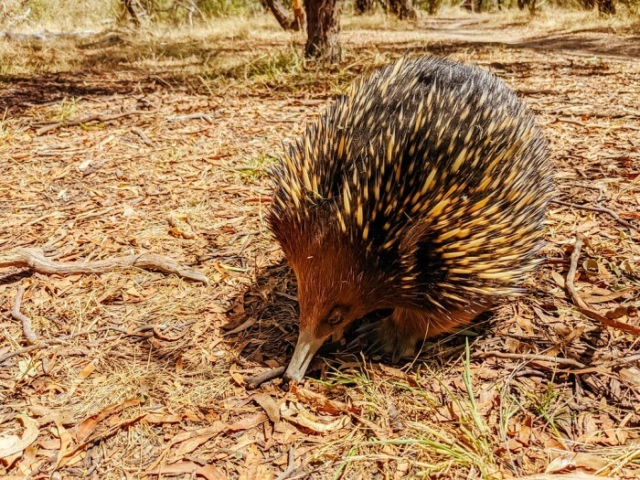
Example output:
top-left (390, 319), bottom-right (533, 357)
top-left (268, 56), bottom-right (553, 382)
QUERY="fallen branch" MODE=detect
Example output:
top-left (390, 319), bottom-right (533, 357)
top-left (35, 111), bottom-right (146, 135)
top-left (245, 366), bottom-right (286, 389)
top-left (11, 285), bottom-right (38, 344)
top-left (551, 199), bottom-right (636, 231)
top-left (566, 234), bottom-right (589, 311)
top-left (0, 248), bottom-right (208, 284)
top-left (565, 234), bottom-right (640, 336)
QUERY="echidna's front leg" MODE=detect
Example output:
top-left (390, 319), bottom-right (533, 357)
top-left (378, 308), bottom-right (431, 363)
top-left (378, 308), bottom-right (477, 363)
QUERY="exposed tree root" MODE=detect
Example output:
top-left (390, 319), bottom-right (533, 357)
top-left (0, 248), bottom-right (208, 284)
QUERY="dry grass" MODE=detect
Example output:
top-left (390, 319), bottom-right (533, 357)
top-left (1, 10), bottom-right (640, 480)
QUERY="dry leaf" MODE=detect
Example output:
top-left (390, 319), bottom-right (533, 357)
top-left (227, 413), bottom-right (267, 432)
top-left (533, 306), bottom-right (559, 326)
top-left (168, 214), bottom-right (196, 239)
top-left (546, 452), bottom-right (609, 473)
top-left (0, 415), bottom-right (39, 459)
top-left (143, 413), bottom-right (183, 424)
top-left (169, 422), bottom-right (227, 459)
top-left (169, 423), bottom-right (227, 448)
top-left (125, 286), bottom-right (142, 297)
top-left (514, 307), bottom-right (535, 336)
top-left (147, 461), bottom-right (227, 480)
top-left (75, 398), bottom-right (140, 443)
top-left (52, 419), bottom-right (73, 470)
top-left (291, 385), bottom-right (356, 415)
top-left (518, 416), bottom-right (532, 446)
top-left (551, 270), bottom-right (566, 289)
top-left (78, 360), bottom-right (97, 380)
top-left (253, 393), bottom-right (281, 424)
top-left (620, 367), bottom-right (640, 387)
top-left (280, 402), bottom-right (350, 433)
top-left (223, 317), bottom-right (256, 336)
top-left (229, 364), bottom-right (245, 386)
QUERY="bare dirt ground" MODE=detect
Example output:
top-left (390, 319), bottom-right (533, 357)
top-left (1, 12), bottom-right (640, 480)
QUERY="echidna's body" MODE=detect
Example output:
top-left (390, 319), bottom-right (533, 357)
top-left (268, 56), bottom-right (553, 381)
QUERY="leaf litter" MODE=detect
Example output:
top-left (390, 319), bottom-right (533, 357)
top-left (1, 13), bottom-right (640, 480)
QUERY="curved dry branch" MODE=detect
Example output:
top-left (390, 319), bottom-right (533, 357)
top-left (565, 235), bottom-right (640, 336)
top-left (0, 248), bottom-right (208, 284)
top-left (11, 285), bottom-right (38, 344)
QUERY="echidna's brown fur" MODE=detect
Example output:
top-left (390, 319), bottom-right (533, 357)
top-left (268, 56), bottom-right (554, 381)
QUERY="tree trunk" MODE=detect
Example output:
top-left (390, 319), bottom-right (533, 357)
top-left (597, 0), bottom-right (615, 13)
top-left (264, 0), bottom-right (302, 31)
top-left (388, 0), bottom-right (417, 19)
top-left (305, 0), bottom-right (341, 63)
top-left (355, 0), bottom-right (375, 14)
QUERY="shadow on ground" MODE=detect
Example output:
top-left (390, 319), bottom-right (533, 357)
top-left (222, 257), bottom-right (496, 383)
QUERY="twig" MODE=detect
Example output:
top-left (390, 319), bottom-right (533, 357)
top-left (474, 351), bottom-right (586, 369)
top-left (275, 448), bottom-right (297, 480)
top-left (0, 345), bottom-right (42, 365)
top-left (35, 111), bottom-right (146, 135)
top-left (131, 126), bottom-right (155, 147)
top-left (565, 234), bottom-right (640, 336)
top-left (0, 325), bottom-right (129, 365)
top-left (565, 234), bottom-right (590, 310)
top-left (11, 285), bottom-right (38, 344)
top-left (577, 307), bottom-right (640, 336)
top-left (129, 322), bottom-right (194, 341)
top-left (166, 113), bottom-right (214, 123)
top-left (555, 117), bottom-right (587, 127)
top-left (551, 199), bottom-right (636, 231)
top-left (0, 248), bottom-right (208, 283)
top-left (245, 366), bottom-right (286, 389)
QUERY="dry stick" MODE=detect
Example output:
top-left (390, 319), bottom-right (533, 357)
top-left (565, 234), bottom-right (640, 336)
top-left (551, 199), bottom-right (636, 231)
top-left (245, 366), bottom-right (286, 389)
top-left (275, 448), bottom-right (297, 480)
top-left (0, 325), bottom-right (129, 365)
top-left (35, 111), bottom-right (146, 135)
top-left (0, 345), bottom-right (41, 365)
top-left (166, 113), bottom-right (214, 123)
top-left (131, 126), bottom-right (155, 147)
top-left (11, 285), bottom-right (38, 344)
top-left (566, 234), bottom-right (590, 310)
top-left (577, 307), bottom-right (640, 336)
top-left (0, 248), bottom-right (208, 284)
top-left (474, 351), bottom-right (586, 369)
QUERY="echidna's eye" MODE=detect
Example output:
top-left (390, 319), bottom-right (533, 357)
top-left (326, 308), bottom-right (344, 326)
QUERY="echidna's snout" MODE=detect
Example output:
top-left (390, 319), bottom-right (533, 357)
top-left (284, 329), bottom-right (328, 382)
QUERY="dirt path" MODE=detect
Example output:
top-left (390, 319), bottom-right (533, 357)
top-left (1, 14), bottom-right (640, 480)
